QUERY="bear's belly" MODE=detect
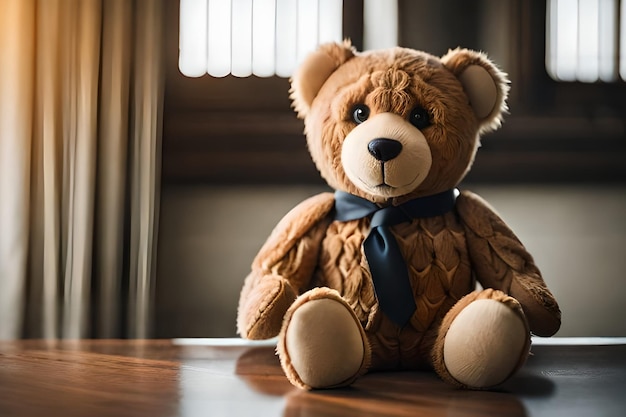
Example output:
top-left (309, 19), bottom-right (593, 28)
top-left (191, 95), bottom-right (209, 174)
top-left (312, 211), bottom-right (474, 335)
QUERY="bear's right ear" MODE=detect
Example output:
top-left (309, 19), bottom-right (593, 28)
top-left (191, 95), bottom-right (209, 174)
top-left (290, 40), bottom-right (355, 118)
top-left (440, 48), bottom-right (509, 134)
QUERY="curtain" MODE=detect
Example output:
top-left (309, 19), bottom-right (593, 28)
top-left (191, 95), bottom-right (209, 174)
top-left (0, 0), bottom-right (163, 339)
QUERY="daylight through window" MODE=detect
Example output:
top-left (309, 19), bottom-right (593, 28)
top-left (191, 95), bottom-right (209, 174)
top-left (546, 0), bottom-right (626, 82)
top-left (179, 0), bottom-right (343, 78)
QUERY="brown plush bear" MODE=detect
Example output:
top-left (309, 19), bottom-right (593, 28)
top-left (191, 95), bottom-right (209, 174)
top-left (237, 41), bottom-right (561, 390)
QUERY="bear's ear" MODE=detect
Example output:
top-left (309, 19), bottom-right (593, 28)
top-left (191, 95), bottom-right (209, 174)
top-left (441, 48), bottom-right (509, 133)
top-left (290, 40), bottom-right (356, 118)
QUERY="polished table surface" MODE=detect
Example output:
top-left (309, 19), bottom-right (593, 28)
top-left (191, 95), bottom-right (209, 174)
top-left (0, 338), bottom-right (625, 417)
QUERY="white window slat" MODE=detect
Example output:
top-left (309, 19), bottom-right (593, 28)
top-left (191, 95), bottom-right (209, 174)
top-left (363, 0), bottom-right (398, 50)
top-left (555, 0), bottom-right (579, 81)
top-left (252, 0), bottom-right (276, 77)
top-left (179, 0), bottom-right (208, 77)
top-left (231, 0), bottom-right (253, 77)
top-left (207, 0), bottom-right (231, 77)
top-left (577, 0), bottom-right (600, 82)
top-left (319, 0), bottom-right (343, 45)
top-left (619, 0), bottom-right (626, 80)
top-left (598, 0), bottom-right (618, 81)
top-left (296, 0), bottom-right (319, 64)
top-left (275, 0), bottom-right (298, 78)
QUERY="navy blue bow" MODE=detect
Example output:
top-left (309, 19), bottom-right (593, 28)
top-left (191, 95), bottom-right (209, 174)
top-left (334, 189), bottom-right (459, 326)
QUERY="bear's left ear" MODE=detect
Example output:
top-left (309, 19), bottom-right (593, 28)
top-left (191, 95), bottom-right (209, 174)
top-left (441, 48), bottom-right (509, 133)
top-left (290, 40), bottom-right (356, 118)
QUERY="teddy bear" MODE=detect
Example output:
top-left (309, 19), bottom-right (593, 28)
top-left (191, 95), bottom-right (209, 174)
top-left (237, 41), bottom-right (561, 390)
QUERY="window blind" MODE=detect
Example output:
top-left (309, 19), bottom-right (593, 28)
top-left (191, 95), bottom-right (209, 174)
top-left (547, 0), bottom-right (625, 82)
top-left (179, 0), bottom-right (343, 78)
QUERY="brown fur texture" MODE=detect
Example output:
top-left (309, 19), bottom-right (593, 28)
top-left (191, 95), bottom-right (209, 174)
top-left (237, 42), bottom-right (561, 390)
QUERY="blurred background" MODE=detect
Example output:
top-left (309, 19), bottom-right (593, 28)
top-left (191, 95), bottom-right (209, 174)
top-left (1, 0), bottom-right (624, 339)
top-left (157, 0), bottom-right (626, 338)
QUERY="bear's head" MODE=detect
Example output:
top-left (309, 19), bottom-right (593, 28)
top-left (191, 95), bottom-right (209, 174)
top-left (290, 41), bottom-right (508, 204)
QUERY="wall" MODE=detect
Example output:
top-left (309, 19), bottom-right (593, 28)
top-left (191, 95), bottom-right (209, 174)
top-left (155, 184), bottom-right (626, 338)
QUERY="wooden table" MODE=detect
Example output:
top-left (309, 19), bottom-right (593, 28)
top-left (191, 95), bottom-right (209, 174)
top-left (1, 338), bottom-right (625, 417)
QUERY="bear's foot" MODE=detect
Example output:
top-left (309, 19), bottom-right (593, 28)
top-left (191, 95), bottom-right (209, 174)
top-left (433, 289), bottom-right (531, 389)
top-left (277, 287), bottom-right (370, 389)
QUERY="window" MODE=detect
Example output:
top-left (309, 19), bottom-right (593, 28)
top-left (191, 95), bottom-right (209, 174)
top-left (178, 0), bottom-right (343, 78)
top-left (546, 0), bottom-right (626, 82)
top-left (177, 0), bottom-right (399, 78)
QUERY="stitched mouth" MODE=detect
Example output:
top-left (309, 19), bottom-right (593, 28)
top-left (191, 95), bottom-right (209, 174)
top-left (354, 162), bottom-right (422, 194)
top-left (357, 166), bottom-right (396, 190)
top-left (371, 171), bottom-right (421, 191)
top-left (376, 163), bottom-right (420, 189)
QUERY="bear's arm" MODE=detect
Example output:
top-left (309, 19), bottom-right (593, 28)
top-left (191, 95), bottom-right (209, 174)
top-left (456, 190), bottom-right (561, 337)
top-left (237, 192), bottom-right (335, 340)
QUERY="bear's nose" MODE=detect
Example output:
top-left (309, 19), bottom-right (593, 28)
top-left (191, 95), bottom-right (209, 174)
top-left (368, 138), bottom-right (402, 162)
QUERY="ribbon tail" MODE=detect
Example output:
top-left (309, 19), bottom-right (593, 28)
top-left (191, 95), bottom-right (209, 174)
top-left (364, 227), bottom-right (417, 326)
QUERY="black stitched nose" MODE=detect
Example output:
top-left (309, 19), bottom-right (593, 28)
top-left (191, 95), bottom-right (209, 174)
top-left (368, 138), bottom-right (402, 162)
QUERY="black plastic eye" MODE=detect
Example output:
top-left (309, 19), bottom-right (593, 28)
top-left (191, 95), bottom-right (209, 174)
top-left (409, 106), bottom-right (431, 129)
top-left (351, 104), bottom-right (370, 124)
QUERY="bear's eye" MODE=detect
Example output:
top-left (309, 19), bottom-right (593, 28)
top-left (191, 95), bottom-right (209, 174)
top-left (351, 104), bottom-right (370, 124)
top-left (409, 106), bottom-right (431, 129)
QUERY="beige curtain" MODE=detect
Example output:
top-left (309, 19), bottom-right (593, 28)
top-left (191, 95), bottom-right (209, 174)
top-left (0, 0), bottom-right (163, 339)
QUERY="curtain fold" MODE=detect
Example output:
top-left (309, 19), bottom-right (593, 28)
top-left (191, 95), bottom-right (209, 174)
top-left (0, 0), bottom-right (35, 340)
top-left (0, 0), bottom-right (163, 339)
top-left (128, 0), bottom-right (163, 339)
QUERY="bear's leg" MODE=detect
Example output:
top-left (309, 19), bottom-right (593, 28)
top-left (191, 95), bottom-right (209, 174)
top-left (432, 289), bottom-right (531, 389)
top-left (277, 287), bottom-right (370, 389)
